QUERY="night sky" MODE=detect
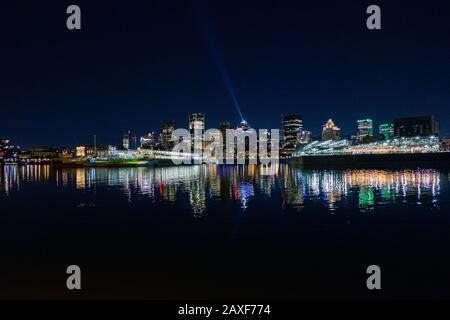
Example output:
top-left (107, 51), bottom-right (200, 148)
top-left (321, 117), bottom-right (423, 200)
top-left (1, 0), bottom-right (450, 148)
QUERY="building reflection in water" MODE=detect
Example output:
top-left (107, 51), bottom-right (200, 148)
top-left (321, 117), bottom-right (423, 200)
top-left (0, 164), bottom-right (442, 214)
top-left (0, 165), bottom-right (51, 196)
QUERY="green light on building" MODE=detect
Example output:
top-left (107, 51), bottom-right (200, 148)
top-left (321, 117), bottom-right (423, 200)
top-left (357, 118), bottom-right (373, 140)
top-left (379, 123), bottom-right (394, 141)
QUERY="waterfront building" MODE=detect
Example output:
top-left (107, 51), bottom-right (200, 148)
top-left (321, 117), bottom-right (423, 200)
top-left (379, 123), bottom-right (394, 140)
top-left (27, 148), bottom-right (59, 159)
top-left (75, 146), bottom-right (86, 157)
top-left (123, 133), bottom-right (130, 150)
top-left (394, 115), bottom-right (439, 137)
top-left (281, 115), bottom-right (303, 156)
top-left (189, 113), bottom-right (205, 151)
top-left (235, 120), bottom-right (257, 161)
top-left (140, 132), bottom-right (156, 149)
top-left (122, 130), bottom-right (136, 150)
top-left (300, 131), bottom-right (313, 144)
top-left (442, 138), bottom-right (450, 151)
top-left (357, 118), bottom-right (373, 141)
top-left (88, 145), bottom-right (110, 158)
top-left (161, 120), bottom-right (175, 150)
top-left (0, 138), bottom-right (20, 161)
top-left (75, 145), bottom-right (110, 158)
top-left (130, 131), bottom-right (137, 149)
top-left (219, 122), bottom-right (231, 142)
top-left (322, 119), bottom-right (341, 141)
top-left (0, 139), bottom-right (11, 159)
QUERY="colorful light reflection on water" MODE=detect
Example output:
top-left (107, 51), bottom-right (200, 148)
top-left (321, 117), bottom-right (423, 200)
top-left (0, 164), bottom-right (444, 215)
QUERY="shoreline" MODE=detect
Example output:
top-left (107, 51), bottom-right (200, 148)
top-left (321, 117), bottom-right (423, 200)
top-left (290, 152), bottom-right (450, 169)
top-left (3, 152), bottom-right (450, 169)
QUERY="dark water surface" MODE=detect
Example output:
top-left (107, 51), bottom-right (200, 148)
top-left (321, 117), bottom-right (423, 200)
top-left (1, 164), bottom-right (450, 299)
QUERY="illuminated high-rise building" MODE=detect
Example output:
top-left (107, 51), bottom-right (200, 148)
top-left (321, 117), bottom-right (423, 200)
top-left (235, 120), bottom-right (256, 161)
top-left (122, 132), bottom-right (130, 150)
top-left (140, 132), bottom-right (156, 149)
top-left (394, 115), bottom-right (439, 137)
top-left (237, 120), bottom-right (250, 131)
top-left (357, 118), bottom-right (374, 141)
top-left (281, 115), bottom-right (303, 156)
top-left (322, 119), bottom-right (341, 141)
top-left (379, 123), bottom-right (394, 140)
top-left (189, 113), bottom-right (205, 150)
top-left (161, 120), bottom-right (174, 150)
top-left (122, 130), bottom-right (136, 150)
top-left (217, 122), bottom-right (231, 154)
top-left (219, 122), bottom-right (231, 140)
top-left (130, 131), bottom-right (137, 149)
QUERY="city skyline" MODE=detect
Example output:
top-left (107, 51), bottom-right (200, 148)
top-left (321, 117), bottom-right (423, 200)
top-left (2, 1), bottom-right (450, 148)
top-left (3, 1), bottom-right (450, 302)
top-left (1, 112), bottom-right (443, 150)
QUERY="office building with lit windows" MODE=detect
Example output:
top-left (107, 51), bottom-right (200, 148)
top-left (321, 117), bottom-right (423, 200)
top-left (140, 132), bottom-right (156, 149)
top-left (122, 130), bottom-right (136, 150)
top-left (281, 115), bottom-right (303, 156)
top-left (379, 123), bottom-right (394, 140)
top-left (357, 118), bottom-right (373, 141)
top-left (189, 113), bottom-right (205, 150)
top-left (301, 131), bottom-right (313, 144)
top-left (394, 115), bottom-right (439, 137)
top-left (218, 121), bottom-right (231, 143)
top-left (322, 119), bottom-right (341, 141)
top-left (0, 138), bottom-right (20, 161)
top-left (122, 132), bottom-right (130, 150)
top-left (161, 120), bottom-right (175, 150)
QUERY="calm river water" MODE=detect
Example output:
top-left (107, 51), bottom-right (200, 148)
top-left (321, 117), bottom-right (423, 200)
top-left (1, 164), bottom-right (449, 299)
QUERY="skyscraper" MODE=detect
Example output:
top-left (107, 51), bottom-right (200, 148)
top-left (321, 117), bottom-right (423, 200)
top-left (237, 119), bottom-right (250, 131)
top-left (281, 115), bottom-right (303, 156)
top-left (217, 121), bottom-right (231, 146)
top-left (357, 119), bottom-right (373, 141)
top-left (122, 130), bottom-right (136, 150)
top-left (219, 122), bottom-right (231, 138)
top-left (130, 131), bottom-right (137, 149)
top-left (189, 113), bottom-right (205, 151)
top-left (235, 120), bottom-right (256, 161)
top-left (379, 123), bottom-right (394, 140)
top-left (122, 132), bottom-right (130, 150)
top-left (322, 119), bottom-right (341, 141)
top-left (394, 115), bottom-right (439, 137)
top-left (161, 120), bottom-right (174, 150)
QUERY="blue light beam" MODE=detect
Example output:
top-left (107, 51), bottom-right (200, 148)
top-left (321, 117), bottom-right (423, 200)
top-left (196, 8), bottom-right (245, 122)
